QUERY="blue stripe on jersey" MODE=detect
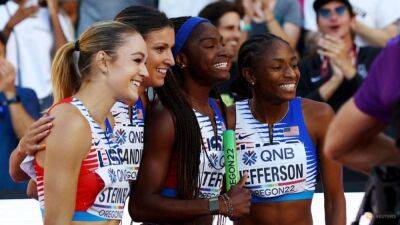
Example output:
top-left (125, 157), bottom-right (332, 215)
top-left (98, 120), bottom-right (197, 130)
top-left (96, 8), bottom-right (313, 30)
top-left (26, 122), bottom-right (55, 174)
top-left (161, 188), bottom-right (177, 197)
top-left (236, 97), bottom-right (318, 203)
top-left (41, 209), bottom-right (106, 222)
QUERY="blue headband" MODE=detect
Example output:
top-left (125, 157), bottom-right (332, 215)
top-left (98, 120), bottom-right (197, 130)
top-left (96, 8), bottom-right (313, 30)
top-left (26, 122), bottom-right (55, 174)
top-left (172, 17), bottom-right (209, 58)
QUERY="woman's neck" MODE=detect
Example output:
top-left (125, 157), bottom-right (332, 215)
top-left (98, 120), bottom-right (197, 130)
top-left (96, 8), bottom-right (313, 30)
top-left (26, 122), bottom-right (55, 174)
top-left (183, 73), bottom-right (213, 108)
top-left (74, 80), bottom-right (116, 126)
top-left (251, 94), bottom-right (289, 124)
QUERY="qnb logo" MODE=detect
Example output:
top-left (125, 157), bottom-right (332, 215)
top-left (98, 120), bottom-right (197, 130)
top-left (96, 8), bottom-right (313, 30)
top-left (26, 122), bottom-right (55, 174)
top-left (115, 129), bottom-right (127, 145)
top-left (242, 150), bottom-right (257, 166)
top-left (108, 168), bottom-right (117, 184)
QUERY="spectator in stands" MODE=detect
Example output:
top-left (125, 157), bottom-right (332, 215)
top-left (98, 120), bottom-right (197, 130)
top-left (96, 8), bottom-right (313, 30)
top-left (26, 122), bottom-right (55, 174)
top-left (0, 0), bottom-right (74, 111)
top-left (0, 31), bottom-right (41, 197)
top-left (158, 0), bottom-right (213, 18)
top-left (304, 0), bottom-right (400, 47)
top-left (199, 0), bottom-right (244, 105)
top-left (58, 0), bottom-right (78, 27)
top-left (77, 0), bottom-right (156, 36)
top-left (297, 0), bottom-right (383, 192)
top-left (297, 0), bottom-right (381, 111)
top-left (236, 0), bottom-right (303, 48)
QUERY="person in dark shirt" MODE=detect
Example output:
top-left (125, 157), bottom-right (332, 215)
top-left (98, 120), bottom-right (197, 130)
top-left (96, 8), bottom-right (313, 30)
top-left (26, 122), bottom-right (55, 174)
top-left (297, 0), bottom-right (380, 111)
top-left (297, 0), bottom-right (382, 192)
top-left (0, 31), bottom-right (40, 197)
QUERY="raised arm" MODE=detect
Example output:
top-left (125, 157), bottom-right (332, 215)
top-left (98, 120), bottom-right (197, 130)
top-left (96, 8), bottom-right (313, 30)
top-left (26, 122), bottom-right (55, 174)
top-left (46, 0), bottom-right (68, 51)
top-left (352, 20), bottom-right (398, 47)
top-left (2, 0), bottom-right (38, 41)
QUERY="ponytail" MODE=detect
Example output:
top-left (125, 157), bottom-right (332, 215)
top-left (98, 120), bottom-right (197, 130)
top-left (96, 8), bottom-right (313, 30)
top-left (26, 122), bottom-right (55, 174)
top-left (52, 42), bottom-right (81, 103)
top-left (50, 21), bottom-right (139, 104)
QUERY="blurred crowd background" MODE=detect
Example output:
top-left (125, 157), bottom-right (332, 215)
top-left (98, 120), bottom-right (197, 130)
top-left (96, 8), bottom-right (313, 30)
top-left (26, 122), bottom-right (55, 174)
top-left (1, 0), bottom-right (399, 198)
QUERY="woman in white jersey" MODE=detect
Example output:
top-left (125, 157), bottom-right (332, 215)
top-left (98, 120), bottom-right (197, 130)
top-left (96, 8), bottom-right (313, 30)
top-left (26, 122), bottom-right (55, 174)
top-left (9, 6), bottom-right (175, 195)
top-left (35, 21), bottom-right (148, 224)
top-left (227, 33), bottom-right (346, 225)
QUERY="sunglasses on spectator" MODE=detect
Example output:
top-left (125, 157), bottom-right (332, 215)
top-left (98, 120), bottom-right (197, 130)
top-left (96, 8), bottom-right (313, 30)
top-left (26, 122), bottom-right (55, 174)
top-left (318, 5), bottom-right (347, 19)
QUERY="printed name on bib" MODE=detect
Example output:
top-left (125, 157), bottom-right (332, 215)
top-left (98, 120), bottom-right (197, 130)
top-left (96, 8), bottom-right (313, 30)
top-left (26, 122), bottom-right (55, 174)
top-left (238, 141), bottom-right (308, 198)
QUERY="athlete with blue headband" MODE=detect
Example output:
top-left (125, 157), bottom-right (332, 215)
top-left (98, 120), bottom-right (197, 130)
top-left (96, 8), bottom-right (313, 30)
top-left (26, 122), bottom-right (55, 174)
top-left (226, 33), bottom-right (345, 225)
top-left (131, 17), bottom-right (251, 224)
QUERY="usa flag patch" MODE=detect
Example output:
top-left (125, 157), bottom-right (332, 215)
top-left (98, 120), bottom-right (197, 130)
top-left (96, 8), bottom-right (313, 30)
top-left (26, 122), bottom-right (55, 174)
top-left (136, 109), bottom-right (143, 120)
top-left (283, 126), bottom-right (299, 137)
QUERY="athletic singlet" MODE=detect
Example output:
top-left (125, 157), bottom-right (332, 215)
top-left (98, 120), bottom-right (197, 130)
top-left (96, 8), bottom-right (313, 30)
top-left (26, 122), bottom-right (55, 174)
top-left (162, 99), bottom-right (226, 198)
top-left (21, 99), bottom-right (146, 182)
top-left (34, 97), bottom-right (130, 221)
top-left (235, 97), bottom-right (317, 203)
top-left (111, 99), bottom-right (145, 181)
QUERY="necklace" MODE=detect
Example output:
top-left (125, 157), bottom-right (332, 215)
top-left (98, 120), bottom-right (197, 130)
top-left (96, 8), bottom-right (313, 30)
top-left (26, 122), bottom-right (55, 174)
top-left (248, 99), bottom-right (289, 144)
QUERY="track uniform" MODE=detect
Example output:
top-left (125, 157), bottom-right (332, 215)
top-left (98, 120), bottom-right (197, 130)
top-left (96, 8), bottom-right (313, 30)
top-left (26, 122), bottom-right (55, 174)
top-left (235, 97), bottom-right (318, 203)
top-left (34, 97), bottom-right (130, 221)
top-left (111, 99), bottom-right (145, 181)
top-left (162, 99), bottom-right (226, 198)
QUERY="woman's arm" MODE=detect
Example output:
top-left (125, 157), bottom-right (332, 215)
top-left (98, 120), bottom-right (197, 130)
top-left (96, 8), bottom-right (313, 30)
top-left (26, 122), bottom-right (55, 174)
top-left (303, 99), bottom-right (346, 225)
top-left (262, 0), bottom-right (301, 48)
top-left (27, 179), bottom-right (38, 199)
top-left (39, 105), bottom-right (91, 225)
top-left (9, 115), bottom-right (54, 182)
top-left (131, 104), bottom-right (250, 223)
top-left (132, 105), bottom-right (216, 222)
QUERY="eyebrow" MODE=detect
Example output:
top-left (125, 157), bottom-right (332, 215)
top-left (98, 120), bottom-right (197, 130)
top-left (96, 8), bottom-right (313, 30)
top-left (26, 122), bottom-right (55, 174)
top-left (131, 52), bottom-right (146, 57)
top-left (199, 37), bottom-right (217, 42)
top-left (271, 56), bottom-right (298, 62)
top-left (271, 58), bottom-right (285, 62)
top-left (152, 42), bottom-right (169, 46)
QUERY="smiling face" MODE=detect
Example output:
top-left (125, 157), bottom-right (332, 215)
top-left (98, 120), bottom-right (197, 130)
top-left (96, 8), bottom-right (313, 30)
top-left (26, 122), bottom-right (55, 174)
top-left (142, 27), bottom-right (175, 89)
top-left (106, 33), bottom-right (149, 104)
top-left (249, 40), bottom-right (300, 104)
top-left (182, 22), bottom-right (232, 85)
top-left (217, 11), bottom-right (241, 59)
top-left (317, 1), bottom-right (354, 38)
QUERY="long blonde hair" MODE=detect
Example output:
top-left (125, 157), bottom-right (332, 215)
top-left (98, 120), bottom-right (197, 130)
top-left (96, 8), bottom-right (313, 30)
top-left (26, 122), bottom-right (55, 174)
top-left (51, 21), bottom-right (138, 103)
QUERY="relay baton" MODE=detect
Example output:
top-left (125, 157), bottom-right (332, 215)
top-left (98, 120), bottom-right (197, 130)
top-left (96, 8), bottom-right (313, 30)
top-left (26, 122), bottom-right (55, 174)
top-left (223, 129), bottom-right (240, 191)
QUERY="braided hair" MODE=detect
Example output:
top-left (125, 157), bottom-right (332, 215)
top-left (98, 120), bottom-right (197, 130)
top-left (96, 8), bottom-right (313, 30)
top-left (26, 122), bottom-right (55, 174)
top-left (154, 17), bottom-right (202, 200)
top-left (237, 33), bottom-right (289, 89)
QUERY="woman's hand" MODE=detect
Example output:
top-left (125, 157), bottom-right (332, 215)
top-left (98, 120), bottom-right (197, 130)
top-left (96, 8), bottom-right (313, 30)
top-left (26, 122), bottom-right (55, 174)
top-left (19, 115), bottom-right (54, 156)
top-left (220, 174), bottom-right (251, 219)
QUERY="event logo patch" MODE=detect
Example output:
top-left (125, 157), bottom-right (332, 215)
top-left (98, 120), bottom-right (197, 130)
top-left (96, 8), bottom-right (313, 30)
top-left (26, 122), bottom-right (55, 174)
top-left (207, 153), bottom-right (219, 168)
top-left (242, 150), bottom-right (257, 166)
top-left (115, 129), bottom-right (127, 145)
top-left (108, 168), bottom-right (117, 183)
